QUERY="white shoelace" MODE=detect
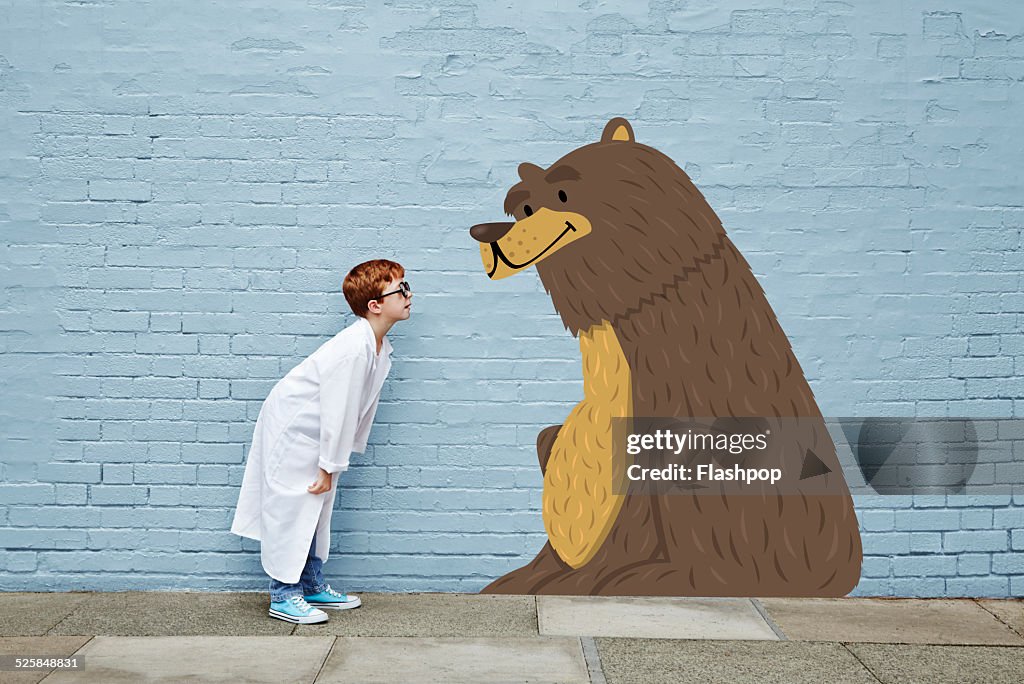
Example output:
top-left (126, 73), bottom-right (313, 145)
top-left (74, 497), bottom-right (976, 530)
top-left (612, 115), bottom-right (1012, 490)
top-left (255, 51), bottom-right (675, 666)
top-left (323, 585), bottom-right (344, 598)
top-left (289, 595), bottom-right (314, 611)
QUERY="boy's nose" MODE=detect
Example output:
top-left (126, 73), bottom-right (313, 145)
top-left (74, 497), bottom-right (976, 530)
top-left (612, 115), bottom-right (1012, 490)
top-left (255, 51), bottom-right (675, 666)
top-left (470, 222), bottom-right (514, 243)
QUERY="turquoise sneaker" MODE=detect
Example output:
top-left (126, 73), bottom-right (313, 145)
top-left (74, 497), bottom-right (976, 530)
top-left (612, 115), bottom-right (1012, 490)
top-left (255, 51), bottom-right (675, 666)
top-left (268, 595), bottom-right (329, 624)
top-left (303, 584), bottom-right (362, 610)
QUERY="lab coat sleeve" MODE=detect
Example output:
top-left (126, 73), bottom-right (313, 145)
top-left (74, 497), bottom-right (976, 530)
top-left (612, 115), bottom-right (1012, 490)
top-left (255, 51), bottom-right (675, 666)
top-left (318, 351), bottom-right (369, 474)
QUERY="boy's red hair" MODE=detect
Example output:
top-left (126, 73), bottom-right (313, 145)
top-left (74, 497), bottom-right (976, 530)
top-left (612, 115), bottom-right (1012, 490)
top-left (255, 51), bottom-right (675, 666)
top-left (343, 259), bottom-right (405, 317)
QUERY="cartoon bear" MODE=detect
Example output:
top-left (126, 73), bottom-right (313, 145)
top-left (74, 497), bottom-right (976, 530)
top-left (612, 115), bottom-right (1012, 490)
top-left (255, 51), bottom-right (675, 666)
top-left (469, 118), bottom-right (863, 596)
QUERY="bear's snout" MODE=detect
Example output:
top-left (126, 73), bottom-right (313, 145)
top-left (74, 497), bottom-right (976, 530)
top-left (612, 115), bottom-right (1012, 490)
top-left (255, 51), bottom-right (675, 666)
top-left (470, 222), bottom-right (514, 243)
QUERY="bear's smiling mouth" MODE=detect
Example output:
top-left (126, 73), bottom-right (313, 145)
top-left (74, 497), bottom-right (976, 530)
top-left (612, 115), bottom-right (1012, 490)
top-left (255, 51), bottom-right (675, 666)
top-left (488, 221), bottom-right (578, 277)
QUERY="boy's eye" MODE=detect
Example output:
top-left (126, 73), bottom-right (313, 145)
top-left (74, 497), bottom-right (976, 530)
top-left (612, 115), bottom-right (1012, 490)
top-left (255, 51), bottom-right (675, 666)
top-left (558, 190), bottom-right (567, 203)
top-left (523, 205), bottom-right (533, 217)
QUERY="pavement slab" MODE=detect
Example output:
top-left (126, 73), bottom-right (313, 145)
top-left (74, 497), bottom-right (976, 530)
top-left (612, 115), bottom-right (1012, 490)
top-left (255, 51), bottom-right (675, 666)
top-left (317, 636), bottom-right (589, 683)
top-left (38, 636), bottom-right (333, 684)
top-left (976, 599), bottom-right (1024, 639)
top-left (596, 638), bottom-right (878, 684)
top-left (0, 594), bottom-right (92, 637)
top-left (286, 592), bottom-right (539, 637)
top-left (538, 596), bottom-right (779, 640)
top-left (848, 643), bottom-right (1024, 684)
top-left (43, 592), bottom-right (293, 636)
top-left (759, 597), bottom-right (1024, 645)
top-left (0, 637), bottom-right (92, 684)
top-left (0, 592), bottom-right (1020, 683)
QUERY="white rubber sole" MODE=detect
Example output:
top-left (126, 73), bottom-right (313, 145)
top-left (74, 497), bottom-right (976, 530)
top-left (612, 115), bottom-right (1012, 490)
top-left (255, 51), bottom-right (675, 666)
top-left (268, 608), bottom-right (328, 624)
top-left (306, 595), bottom-right (362, 610)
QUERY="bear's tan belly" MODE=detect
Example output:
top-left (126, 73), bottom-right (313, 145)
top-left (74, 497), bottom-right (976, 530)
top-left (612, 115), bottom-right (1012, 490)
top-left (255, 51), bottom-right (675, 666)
top-left (542, 321), bottom-right (632, 568)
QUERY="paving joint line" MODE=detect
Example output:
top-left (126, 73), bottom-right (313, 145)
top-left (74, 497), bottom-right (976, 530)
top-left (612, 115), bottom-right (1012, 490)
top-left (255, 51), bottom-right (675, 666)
top-left (34, 635), bottom-right (96, 684)
top-left (840, 642), bottom-right (884, 683)
top-left (750, 598), bottom-right (787, 640)
top-left (42, 601), bottom-right (84, 637)
top-left (580, 636), bottom-right (607, 684)
top-left (972, 597), bottom-right (1024, 640)
top-left (311, 636), bottom-right (336, 683)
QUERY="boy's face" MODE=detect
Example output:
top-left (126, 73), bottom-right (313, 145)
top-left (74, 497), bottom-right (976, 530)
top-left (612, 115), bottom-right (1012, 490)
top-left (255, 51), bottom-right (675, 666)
top-left (367, 274), bottom-right (412, 322)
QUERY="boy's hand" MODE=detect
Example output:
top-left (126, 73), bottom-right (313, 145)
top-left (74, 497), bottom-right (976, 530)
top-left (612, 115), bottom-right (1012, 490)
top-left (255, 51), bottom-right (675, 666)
top-left (308, 468), bottom-right (332, 494)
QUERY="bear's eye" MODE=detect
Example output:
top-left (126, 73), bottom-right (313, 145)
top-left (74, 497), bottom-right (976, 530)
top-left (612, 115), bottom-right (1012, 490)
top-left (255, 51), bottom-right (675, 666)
top-left (558, 190), bottom-right (567, 203)
top-left (523, 204), bottom-right (533, 217)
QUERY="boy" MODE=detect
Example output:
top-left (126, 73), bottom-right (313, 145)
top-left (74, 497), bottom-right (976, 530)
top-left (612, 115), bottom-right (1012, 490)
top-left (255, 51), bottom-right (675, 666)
top-left (230, 259), bottom-right (411, 624)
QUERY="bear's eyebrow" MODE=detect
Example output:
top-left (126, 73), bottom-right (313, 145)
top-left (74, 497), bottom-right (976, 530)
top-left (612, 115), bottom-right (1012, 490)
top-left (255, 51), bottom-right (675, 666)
top-left (545, 165), bottom-right (581, 183)
top-left (504, 188), bottom-right (530, 215)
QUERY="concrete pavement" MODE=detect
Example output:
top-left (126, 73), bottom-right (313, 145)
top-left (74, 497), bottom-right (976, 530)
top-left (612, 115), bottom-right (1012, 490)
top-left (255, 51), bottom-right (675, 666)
top-left (0, 592), bottom-right (1021, 683)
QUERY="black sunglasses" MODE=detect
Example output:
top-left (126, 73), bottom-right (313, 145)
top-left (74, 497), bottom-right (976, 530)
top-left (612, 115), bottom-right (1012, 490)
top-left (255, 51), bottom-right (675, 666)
top-left (378, 281), bottom-right (412, 299)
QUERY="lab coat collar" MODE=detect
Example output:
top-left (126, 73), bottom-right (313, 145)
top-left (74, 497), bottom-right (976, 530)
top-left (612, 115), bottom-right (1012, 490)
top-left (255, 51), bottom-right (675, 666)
top-left (358, 316), bottom-right (393, 358)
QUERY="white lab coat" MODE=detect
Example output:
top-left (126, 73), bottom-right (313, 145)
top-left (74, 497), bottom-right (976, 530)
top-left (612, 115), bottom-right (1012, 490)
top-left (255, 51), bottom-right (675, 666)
top-left (230, 316), bottom-right (392, 583)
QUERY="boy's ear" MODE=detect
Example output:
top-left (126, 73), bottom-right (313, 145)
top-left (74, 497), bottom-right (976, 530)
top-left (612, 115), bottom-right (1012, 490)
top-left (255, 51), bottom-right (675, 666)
top-left (366, 299), bottom-right (382, 315)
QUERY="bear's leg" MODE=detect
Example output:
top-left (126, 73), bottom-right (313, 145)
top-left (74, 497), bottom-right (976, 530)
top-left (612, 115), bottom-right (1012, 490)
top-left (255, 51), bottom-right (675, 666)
top-left (592, 561), bottom-right (702, 596)
top-left (527, 558), bottom-right (685, 596)
top-left (507, 494), bottom-right (669, 595)
top-left (650, 491), bottom-right (862, 597)
top-left (480, 541), bottom-right (571, 594)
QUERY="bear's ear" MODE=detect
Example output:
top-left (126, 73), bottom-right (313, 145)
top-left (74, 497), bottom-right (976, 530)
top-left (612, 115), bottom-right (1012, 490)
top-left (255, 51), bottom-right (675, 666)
top-left (601, 117), bottom-right (635, 143)
top-left (518, 162), bottom-right (544, 181)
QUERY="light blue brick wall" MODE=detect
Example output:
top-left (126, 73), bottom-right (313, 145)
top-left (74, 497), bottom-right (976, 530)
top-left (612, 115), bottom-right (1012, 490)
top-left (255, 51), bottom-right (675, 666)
top-left (1, 0), bottom-right (1022, 596)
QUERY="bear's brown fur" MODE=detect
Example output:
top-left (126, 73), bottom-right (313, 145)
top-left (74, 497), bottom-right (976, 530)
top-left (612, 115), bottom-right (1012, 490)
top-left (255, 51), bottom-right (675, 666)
top-left (472, 118), bottom-right (863, 596)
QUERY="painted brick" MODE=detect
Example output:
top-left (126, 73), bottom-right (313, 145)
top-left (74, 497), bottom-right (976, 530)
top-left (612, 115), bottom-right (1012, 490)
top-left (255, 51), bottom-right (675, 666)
top-left (55, 485), bottom-right (89, 505)
top-left (894, 510), bottom-right (961, 531)
top-left (3, 552), bottom-right (39, 572)
top-left (2, 0), bottom-right (1024, 598)
top-left (889, 578), bottom-right (947, 597)
top-left (863, 533), bottom-right (912, 555)
top-left (957, 553), bottom-right (991, 576)
top-left (134, 465), bottom-right (198, 485)
top-left (849, 579), bottom-right (894, 597)
top-left (0, 485), bottom-right (56, 505)
top-left (36, 463), bottom-right (102, 484)
top-left (960, 510), bottom-right (994, 529)
top-left (88, 530), bottom-right (180, 551)
top-left (179, 531), bottom-right (244, 552)
top-left (861, 557), bottom-right (891, 578)
top-left (992, 553), bottom-right (1024, 574)
top-left (860, 511), bottom-right (895, 531)
top-left (893, 555), bottom-right (958, 577)
top-left (89, 485), bottom-right (149, 506)
top-left (909, 533), bottom-right (944, 554)
top-left (945, 578), bottom-right (1009, 597)
top-left (8, 507), bottom-right (102, 529)
top-left (944, 531), bottom-right (1009, 553)
top-left (0, 529), bottom-right (89, 550)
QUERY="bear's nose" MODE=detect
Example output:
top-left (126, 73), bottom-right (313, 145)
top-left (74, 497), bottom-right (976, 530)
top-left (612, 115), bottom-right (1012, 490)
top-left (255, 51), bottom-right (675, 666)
top-left (470, 222), bottom-right (514, 243)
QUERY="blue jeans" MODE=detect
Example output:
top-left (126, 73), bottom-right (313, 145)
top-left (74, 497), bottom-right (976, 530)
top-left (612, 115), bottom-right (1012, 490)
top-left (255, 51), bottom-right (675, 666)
top-left (268, 530), bottom-right (328, 602)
